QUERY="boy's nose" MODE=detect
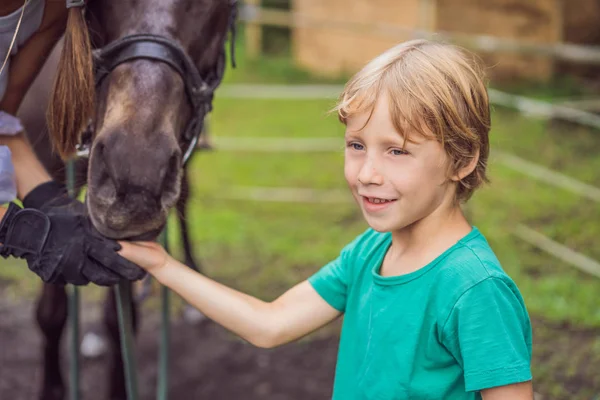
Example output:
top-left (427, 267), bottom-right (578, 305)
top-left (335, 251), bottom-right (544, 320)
top-left (357, 158), bottom-right (384, 186)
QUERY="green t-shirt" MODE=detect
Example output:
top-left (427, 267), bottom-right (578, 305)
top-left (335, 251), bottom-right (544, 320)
top-left (308, 227), bottom-right (532, 400)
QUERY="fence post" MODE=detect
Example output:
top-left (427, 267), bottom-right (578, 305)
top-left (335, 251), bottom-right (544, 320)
top-left (419, 0), bottom-right (437, 32)
top-left (245, 0), bottom-right (262, 58)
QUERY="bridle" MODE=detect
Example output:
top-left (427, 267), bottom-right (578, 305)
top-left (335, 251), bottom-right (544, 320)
top-left (74, 0), bottom-right (237, 166)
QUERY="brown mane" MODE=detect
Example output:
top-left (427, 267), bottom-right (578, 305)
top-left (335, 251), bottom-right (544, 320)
top-left (46, 7), bottom-right (95, 160)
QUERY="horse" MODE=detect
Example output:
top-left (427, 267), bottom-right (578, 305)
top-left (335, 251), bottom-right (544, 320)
top-left (16, 1), bottom-right (237, 398)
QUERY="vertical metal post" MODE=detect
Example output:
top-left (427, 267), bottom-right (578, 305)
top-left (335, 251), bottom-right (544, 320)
top-left (68, 286), bottom-right (80, 400)
top-left (157, 228), bottom-right (170, 400)
top-left (115, 281), bottom-right (139, 400)
top-left (65, 162), bottom-right (172, 400)
top-left (66, 160), bottom-right (81, 400)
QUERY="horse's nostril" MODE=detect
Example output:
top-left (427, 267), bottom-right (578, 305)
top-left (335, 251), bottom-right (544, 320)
top-left (159, 151), bottom-right (182, 205)
top-left (170, 151), bottom-right (181, 172)
top-left (95, 142), bottom-right (105, 159)
top-left (92, 140), bottom-right (117, 194)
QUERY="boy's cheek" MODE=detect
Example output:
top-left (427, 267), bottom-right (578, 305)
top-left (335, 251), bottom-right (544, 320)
top-left (343, 165), bottom-right (358, 185)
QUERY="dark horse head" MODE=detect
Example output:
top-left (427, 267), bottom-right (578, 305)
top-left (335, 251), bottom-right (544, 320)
top-left (47, 0), bottom-right (236, 240)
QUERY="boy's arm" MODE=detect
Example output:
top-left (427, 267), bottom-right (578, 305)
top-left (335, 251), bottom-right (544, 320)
top-left (481, 381), bottom-right (533, 399)
top-left (154, 257), bottom-right (342, 348)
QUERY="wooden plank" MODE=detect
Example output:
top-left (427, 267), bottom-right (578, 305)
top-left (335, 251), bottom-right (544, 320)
top-left (238, 5), bottom-right (600, 65)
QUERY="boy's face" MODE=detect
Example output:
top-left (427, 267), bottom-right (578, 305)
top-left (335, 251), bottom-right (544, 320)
top-left (344, 93), bottom-right (456, 233)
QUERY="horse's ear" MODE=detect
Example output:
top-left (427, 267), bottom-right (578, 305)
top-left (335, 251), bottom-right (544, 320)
top-left (47, 7), bottom-right (95, 160)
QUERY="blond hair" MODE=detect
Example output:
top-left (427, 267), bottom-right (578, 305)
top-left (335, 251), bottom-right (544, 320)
top-left (336, 39), bottom-right (491, 202)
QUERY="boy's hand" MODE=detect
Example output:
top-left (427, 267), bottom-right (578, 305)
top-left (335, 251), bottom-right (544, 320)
top-left (118, 241), bottom-right (171, 273)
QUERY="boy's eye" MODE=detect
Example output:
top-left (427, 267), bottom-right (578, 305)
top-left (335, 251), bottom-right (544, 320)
top-left (347, 142), bottom-right (364, 151)
top-left (391, 149), bottom-right (408, 156)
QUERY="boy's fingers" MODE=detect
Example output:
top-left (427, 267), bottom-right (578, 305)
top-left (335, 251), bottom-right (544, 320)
top-left (117, 240), bottom-right (149, 254)
top-left (117, 241), bottom-right (133, 257)
top-left (87, 241), bottom-right (141, 272)
top-left (117, 241), bottom-right (163, 268)
top-left (116, 241), bottom-right (146, 264)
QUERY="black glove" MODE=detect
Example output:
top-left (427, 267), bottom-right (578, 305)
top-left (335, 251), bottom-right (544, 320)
top-left (0, 181), bottom-right (146, 286)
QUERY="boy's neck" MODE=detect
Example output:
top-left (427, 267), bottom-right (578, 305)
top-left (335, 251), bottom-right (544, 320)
top-left (381, 204), bottom-right (472, 277)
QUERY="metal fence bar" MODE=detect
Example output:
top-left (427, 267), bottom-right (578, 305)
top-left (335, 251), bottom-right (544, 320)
top-left (488, 89), bottom-right (600, 131)
top-left (66, 160), bottom-right (81, 400)
top-left (494, 151), bottom-right (600, 203)
top-left (515, 224), bottom-right (600, 279)
top-left (115, 282), bottom-right (139, 400)
top-left (157, 229), bottom-right (170, 400)
top-left (68, 286), bottom-right (80, 400)
top-left (210, 136), bottom-right (600, 204)
top-left (217, 83), bottom-right (600, 131)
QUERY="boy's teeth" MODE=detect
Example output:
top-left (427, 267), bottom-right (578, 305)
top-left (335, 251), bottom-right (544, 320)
top-left (369, 197), bottom-right (389, 204)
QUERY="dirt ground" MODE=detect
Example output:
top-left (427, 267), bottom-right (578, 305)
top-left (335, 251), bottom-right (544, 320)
top-left (1, 291), bottom-right (599, 400)
top-left (0, 293), bottom-right (338, 400)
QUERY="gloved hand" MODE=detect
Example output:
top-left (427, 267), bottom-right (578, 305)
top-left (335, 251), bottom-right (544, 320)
top-left (0, 181), bottom-right (146, 286)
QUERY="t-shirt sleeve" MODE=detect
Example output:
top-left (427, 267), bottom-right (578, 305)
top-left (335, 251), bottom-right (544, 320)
top-left (441, 276), bottom-right (532, 392)
top-left (308, 231), bottom-right (369, 313)
top-left (0, 146), bottom-right (16, 204)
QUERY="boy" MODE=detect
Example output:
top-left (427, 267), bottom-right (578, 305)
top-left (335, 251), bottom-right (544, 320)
top-left (119, 39), bottom-right (533, 399)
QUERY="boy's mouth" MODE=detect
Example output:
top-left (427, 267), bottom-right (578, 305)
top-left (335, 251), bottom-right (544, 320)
top-left (365, 197), bottom-right (395, 204)
top-left (361, 195), bottom-right (398, 210)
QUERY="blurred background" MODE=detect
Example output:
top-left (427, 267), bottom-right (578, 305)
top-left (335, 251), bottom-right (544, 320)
top-left (1, 1), bottom-right (600, 399)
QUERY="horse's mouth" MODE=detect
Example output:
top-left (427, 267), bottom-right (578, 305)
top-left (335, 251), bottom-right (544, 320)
top-left (125, 228), bottom-right (164, 242)
top-left (95, 223), bottom-right (164, 242)
top-left (87, 203), bottom-right (166, 242)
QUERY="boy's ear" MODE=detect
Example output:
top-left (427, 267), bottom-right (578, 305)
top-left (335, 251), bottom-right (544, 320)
top-left (451, 148), bottom-right (480, 182)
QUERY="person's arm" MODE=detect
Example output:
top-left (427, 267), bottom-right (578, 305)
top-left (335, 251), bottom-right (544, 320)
top-left (0, 1), bottom-right (67, 115)
top-left (0, 206), bottom-right (6, 219)
top-left (0, 1), bottom-right (68, 199)
top-left (0, 135), bottom-right (51, 199)
top-left (118, 242), bottom-right (342, 348)
top-left (481, 381), bottom-right (533, 400)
